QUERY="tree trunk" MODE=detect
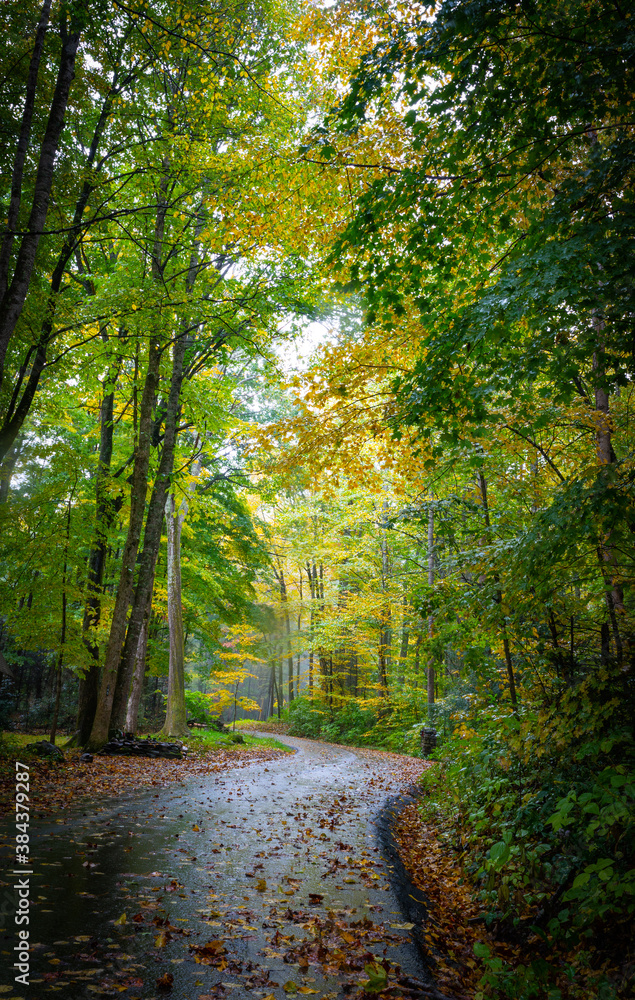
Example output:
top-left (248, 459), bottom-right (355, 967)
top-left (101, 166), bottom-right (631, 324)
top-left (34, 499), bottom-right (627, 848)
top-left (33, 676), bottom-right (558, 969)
top-left (0, 69), bottom-right (123, 464)
top-left (263, 659), bottom-right (275, 720)
top-left (306, 561), bottom-right (317, 694)
top-left (111, 200), bottom-right (203, 731)
top-left (273, 564), bottom-right (294, 703)
top-left (0, 4), bottom-right (85, 389)
top-left (399, 594), bottom-right (409, 685)
top-left (160, 452), bottom-right (201, 737)
top-left (124, 596), bottom-right (152, 734)
top-left (0, 0), bottom-right (53, 300)
top-left (50, 487), bottom-right (72, 744)
top-left (87, 163), bottom-right (171, 749)
top-left (427, 506), bottom-right (435, 714)
top-left (378, 528), bottom-right (391, 694)
top-left (593, 326), bottom-right (625, 663)
top-left (478, 471), bottom-right (518, 709)
top-left (109, 331), bottom-right (188, 731)
top-left (161, 492), bottom-right (188, 737)
top-left (0, 433), bottom-right (23, 505)
top-left (77, 338), bottom-right (121, 744)
top-left (413, 633), bottom-right (421, 688)
top-left (86, 334), bottom-right (160, 748)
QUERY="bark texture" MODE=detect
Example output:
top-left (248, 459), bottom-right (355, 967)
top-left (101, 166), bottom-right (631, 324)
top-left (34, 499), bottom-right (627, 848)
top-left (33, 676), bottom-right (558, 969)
top-left (109, 332), bottom-right (188, 731)
top-left (478, 472), bottom-right (517, 709)
top-left (160, 493), bottom-right (188, 737)
top-left (0, 5), bottom-right (85, 387)
top-left (86, 336), bottom-right (160, 748)
top-left (77, 346), bottom-right (121, 744)
top-left (427, 506), bottom-right (435, 712)
top-left (0, 75), bottom-right (119, 462)
top-left (0, 0), bottom-right (52, 301)
top-left (124, 592), bottom-right (152, 734)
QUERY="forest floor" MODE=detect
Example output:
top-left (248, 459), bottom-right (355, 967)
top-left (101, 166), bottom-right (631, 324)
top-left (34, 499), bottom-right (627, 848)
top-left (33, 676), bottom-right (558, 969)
top-left (0, 733), bottom-right (457, 1000)
top-left (0, 730), bottom-right (293, 820)
top-left (0, 727), bottom-right (502, 1000)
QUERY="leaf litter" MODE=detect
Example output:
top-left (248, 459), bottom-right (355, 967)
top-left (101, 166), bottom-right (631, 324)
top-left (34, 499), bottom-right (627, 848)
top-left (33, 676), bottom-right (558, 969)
top-left (0, 736), bottom-right (472, 1000)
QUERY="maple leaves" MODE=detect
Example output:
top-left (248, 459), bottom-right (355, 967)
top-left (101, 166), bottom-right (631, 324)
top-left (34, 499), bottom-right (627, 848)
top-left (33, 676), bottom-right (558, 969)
top-left (394, 803), bottom-right (488, 1000)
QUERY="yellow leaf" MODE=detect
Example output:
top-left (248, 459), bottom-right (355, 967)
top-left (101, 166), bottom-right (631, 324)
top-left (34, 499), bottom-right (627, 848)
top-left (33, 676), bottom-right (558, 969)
top-left (113, 913), bottom-right (127, 925)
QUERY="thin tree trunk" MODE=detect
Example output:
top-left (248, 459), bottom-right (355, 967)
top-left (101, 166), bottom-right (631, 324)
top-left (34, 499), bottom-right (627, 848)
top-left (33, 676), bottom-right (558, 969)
top-left (109, 332), bottom-right (188, 730)
top-left (378, 527), bottom-right (391, 694)
top-left (50, 487), bottom-right (72, 744)
top-left (161, 493), bottom-right (188, 737)
top-left (0, 0), bottom-right (53, 300)
top-left (306, 561), bottom-right (316, 694)
top-left (413, 633), bottom-right (421, 688)
top-left (478, 471), bottom-right (518, 709)
top-left (593, 325), bottom-right (625, 663)
top-left (0, 433), bottom-right (23, 505)
top-left (0, 71), bottom-right (122, 462)
top-left (274, 661), bottom-right (282, 718)
top-left (0, 4), bottom-right (85, 388)
top-left (86, 335), bottom-right (160, 747)
top-left (427, 506), bottom-right (435, 714)
top-left (124, 577), bottom-right (153, 734)
top-left (77, 337), bottom-right (121, 744)
top-left (273, 564), bottom-right (294, 703)
top-left (263, 660), bottom-right (275, 720)
top-left (399, 594), bottom-right (409, 685)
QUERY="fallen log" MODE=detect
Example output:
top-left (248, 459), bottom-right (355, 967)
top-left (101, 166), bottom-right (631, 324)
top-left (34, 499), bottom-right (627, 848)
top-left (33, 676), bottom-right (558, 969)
top-left (97, 735), bottom-right (186, 759)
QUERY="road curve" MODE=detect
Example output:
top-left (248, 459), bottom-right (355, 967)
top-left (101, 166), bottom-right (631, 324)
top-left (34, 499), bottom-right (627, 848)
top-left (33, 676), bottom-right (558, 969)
top-left (1, 735), bottom-right (440, 999)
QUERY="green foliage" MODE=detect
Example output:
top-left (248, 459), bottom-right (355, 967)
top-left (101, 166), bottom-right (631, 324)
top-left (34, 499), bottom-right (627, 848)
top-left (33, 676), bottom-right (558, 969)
top-left (184, 690), bottom-right (216, 725)
top-left (418, 685), bottom-right (634, 997)
top-left (287, 693), bottom-right (427, 755)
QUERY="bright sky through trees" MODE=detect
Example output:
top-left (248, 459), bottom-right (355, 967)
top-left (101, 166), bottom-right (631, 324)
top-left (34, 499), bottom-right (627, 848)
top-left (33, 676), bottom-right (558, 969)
top-left (0, 1), bottom-right (633, 995)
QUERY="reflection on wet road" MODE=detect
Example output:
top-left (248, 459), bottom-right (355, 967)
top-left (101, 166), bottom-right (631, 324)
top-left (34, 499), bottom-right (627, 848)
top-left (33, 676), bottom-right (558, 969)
top-left (1, 736), bottom-right (435, 999)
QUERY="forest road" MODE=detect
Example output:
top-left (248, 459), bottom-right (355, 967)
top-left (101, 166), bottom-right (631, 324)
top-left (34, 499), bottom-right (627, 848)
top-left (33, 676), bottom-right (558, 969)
top-left (1, 735), bottom-right (442, 1000)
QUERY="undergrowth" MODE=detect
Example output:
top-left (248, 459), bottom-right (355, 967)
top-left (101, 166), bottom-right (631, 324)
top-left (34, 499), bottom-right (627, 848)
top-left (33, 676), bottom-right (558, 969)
top-left (283, 693), bottom-right (430, 755)
top-left (419, 675), bottom-right (635, 999)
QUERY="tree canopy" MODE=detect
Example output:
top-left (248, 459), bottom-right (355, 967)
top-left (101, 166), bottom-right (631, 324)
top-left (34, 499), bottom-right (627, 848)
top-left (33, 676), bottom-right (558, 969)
top-left (1, 1), bottom-right (633, 996)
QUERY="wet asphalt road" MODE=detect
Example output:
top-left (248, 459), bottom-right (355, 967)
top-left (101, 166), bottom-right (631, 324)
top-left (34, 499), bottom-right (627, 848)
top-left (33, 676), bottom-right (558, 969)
top-left (1, 735), bottom-right (435, 1000)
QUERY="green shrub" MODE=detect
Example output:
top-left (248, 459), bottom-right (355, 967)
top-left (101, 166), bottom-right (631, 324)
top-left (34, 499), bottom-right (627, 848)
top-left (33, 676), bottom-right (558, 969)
top-left (184, 690), bottom-right (215, 726)
top-left (420, 696), bottom-right (634, 998)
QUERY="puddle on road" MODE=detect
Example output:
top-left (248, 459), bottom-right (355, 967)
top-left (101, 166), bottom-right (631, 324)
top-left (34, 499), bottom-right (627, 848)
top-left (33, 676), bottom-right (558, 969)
top-left (1, 737), bottom-right (434, 1000)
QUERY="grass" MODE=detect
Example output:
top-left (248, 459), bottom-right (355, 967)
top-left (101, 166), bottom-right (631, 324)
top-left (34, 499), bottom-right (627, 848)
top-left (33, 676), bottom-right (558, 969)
top-left (1, 728), bottom-right (293, 758)
top-left (141, 727), bottom-right (293, 755)
top-left (0, 731), bottom-right (76, 756)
